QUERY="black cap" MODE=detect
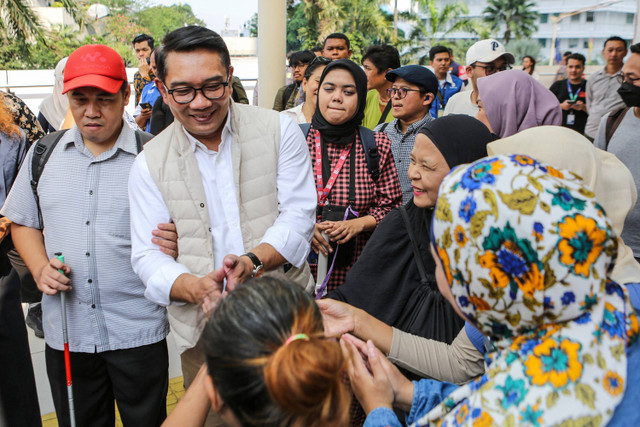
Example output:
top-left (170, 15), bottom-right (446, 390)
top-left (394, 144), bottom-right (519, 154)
top-left (386, 65), bottom-right (438, 95)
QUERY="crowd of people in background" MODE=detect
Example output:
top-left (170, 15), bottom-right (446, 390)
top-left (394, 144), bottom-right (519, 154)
top-left (0, 23), bottom-right (639, 427)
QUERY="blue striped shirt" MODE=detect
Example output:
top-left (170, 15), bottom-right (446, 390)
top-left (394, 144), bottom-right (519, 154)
top-left (1, 124), bottom-right (168, 352)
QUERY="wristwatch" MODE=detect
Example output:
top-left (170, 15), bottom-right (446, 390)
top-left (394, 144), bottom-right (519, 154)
top-left (242, 252), bottom-right (264, 278)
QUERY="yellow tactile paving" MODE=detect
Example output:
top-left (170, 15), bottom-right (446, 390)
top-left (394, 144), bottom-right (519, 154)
top-left (41, 376), bottom-right (186, 425)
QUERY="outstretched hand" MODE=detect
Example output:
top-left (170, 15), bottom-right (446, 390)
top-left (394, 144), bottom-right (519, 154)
top-left (317, 299), bottom-right (357, 338)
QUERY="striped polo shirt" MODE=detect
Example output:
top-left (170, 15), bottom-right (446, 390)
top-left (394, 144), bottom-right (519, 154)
top-left (1, 124), bottom-right (168, 353)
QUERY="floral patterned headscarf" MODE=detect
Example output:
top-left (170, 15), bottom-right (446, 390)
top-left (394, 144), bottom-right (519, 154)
top-left (419, 155), bottom-right (639, 427)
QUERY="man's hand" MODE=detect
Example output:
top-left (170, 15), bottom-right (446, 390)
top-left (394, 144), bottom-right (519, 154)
top-left (341, 336), bottom-right (394, 414)
top-left (152, 222), bottom-right (178, 259)
top-left (560, 100), bottom-right (573, 111)
top-left (138, 57), bottom-right (151, 78)
top-left (317, 299), bottom-right (356, 337)
top-left (573, 100), bottom-right (587, 112)
top-left (171, 269), bottom-right (225, 305)
top-left (36, 256), bottom-right (71, 295)
top-left (135, 108), bottom-right (152, 128)
top-left (312, 223), bottom-right (333, 256)
top-left (201, 267), bottom-right (226, 319)
top-left (222, 254), bottom-right (253, 291)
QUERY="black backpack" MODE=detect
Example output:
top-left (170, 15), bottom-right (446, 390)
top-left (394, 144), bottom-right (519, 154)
top-left (29, 129), bottom-right (153, 214)
top-left (299, 123), bottom-right (380, 181)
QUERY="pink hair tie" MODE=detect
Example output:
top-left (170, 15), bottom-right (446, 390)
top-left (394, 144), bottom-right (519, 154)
top-left (285, 333), bottom-right (309, 346)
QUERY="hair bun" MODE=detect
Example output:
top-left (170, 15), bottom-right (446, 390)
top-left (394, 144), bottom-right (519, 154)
top-left (263, 336), bottom-right (349, 426)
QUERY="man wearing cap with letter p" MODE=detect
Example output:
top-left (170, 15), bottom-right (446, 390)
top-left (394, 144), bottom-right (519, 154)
top-left (1, 45), bottom-right (170, 426)
top-left (444, 39), bottom-right (515, 116)
top-left (374, 65), bottom-right (437, 204)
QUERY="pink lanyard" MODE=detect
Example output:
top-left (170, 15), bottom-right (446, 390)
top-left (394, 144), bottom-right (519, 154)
top-left (314, 129), bottom-right (352, 207)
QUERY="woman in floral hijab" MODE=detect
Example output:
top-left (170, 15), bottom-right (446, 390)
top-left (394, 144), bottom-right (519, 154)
top-left (344, 155), bottom-right (638, 427)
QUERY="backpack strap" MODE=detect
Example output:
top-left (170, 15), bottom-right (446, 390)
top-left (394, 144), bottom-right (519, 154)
top-left (300, 124), bottom-right (380, 181)
top-left (358, 126), bottom-right (380, 181)
top-left (30, 130), bottom-right (68, 224)
top-left (30, 130), bottom-right (68, 198)
top-left (379, 122), bottom-right (389, 133)
top-left (605, 107), bottom-right (630, 150)
top-left (299, 122), bottom-right (311, 138)
top-left (134, 130), bottom-right (154, 152)
top-left (377, 100), bottom-right (392, 125)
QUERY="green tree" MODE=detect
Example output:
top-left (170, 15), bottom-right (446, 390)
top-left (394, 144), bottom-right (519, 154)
top-left (0, 0), bottom-right (83, 44)
top-left (290, 0), bottom-right (395, 60)
top-left (505, 39), bottom-right (542, 63)
top-left (136, 4), bottom-right (205, 42)
top-left (483, 0), bottom-right (538, 44)
top-left (403, 0), bottom-right (473, 65)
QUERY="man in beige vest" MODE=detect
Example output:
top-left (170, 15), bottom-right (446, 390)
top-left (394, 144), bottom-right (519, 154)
top-left (128, 26), bottom-right (316, 425)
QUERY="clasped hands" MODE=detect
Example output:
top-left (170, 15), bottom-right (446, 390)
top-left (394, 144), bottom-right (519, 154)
top-left (317, 299), bottom-right (414, 415)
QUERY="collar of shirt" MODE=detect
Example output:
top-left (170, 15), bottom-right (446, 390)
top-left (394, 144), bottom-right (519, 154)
top-left (182, 107), bottom-right (233, 154)
top-left (392, 112), bottom-right (433, 135)
top-left (62, 120), bottom-right (138, 159)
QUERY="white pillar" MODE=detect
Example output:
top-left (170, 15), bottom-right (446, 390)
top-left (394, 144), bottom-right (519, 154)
top-left (257, 0), bottom-right (287, 108)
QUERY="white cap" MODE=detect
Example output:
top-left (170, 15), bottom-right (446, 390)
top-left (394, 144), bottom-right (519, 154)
top-left (466, 39), bottom-right (515, 66)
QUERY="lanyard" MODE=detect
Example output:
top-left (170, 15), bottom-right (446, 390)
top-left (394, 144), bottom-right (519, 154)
top-left (566, 79), bottom-right (583, 102)
top-left (314, 130), bottom-right (352, 207)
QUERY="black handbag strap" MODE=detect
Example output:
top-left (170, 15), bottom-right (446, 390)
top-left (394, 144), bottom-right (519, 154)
top-left (399, 205), bottom-right (429, 285)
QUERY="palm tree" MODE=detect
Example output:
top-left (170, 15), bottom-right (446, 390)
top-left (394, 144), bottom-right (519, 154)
top-left (404, 0), bottom-right (473, 65)
top-left (0, 0), bottom-right (83, 44)
top-left (296, 0), bottom-right (395, 56)
top-left (483, 0), bottom-right (538, 44)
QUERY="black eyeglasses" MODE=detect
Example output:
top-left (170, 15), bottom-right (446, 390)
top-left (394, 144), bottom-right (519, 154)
top-left (617, 74), bottom-right (640, 85)
top-left (165, 79), bottom-right (230, 104)
top-left (387, 87), bottom-right (422, 99)
top-left (472, 63), bottom-right (512, 75)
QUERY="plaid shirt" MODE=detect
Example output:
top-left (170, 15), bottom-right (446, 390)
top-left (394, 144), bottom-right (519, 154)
top-left (375, 113), bottom-right (434, 204)
top-left (306, 126), bottom-right (402, 292)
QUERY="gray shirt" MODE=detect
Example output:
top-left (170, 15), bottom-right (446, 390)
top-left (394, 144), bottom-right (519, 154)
top-left (375, 113), bottom-right (434, 204)
top-left (594, 108), bottom-right (640, 257)
top-left (585, 67), bottom-right (625, 138)
top-left (1, 124), bottom-right (168, 352)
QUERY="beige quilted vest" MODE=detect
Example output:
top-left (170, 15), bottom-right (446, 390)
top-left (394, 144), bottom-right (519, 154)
top-left (144, 101), bottom-right (311, 353)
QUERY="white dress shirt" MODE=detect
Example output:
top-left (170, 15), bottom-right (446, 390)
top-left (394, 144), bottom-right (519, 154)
top-left (128, 112), bottom-right (316, 306)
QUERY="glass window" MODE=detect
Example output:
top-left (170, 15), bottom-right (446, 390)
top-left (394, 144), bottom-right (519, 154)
top-left (538, 39), bottom-right (546, 48)
top-left (586, 12), bottom-right (594, 22)
top-left (627, 13), bottom-right (634, 24)
top-left (584, 41), bottom-right (589, 48)
top-left (569, 38), bottom-right (579, 48)
top-left (571, 14), bottom-right (580, 22)
top-left (540, 13), bottom-right (548, 24)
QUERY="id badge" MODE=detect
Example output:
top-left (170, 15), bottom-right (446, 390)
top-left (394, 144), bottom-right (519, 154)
top-left (437, 107), bottom-right (445, 118)
top-left (566, 113), bottom-right (575, 126)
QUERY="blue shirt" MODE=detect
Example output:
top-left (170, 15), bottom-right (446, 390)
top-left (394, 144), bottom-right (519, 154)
top-left (430, 73), bottom-right (463, 118)
top-left (364, 380), bottom-right (459, 427)
top-left (140, 81), bottom-right (161, 133)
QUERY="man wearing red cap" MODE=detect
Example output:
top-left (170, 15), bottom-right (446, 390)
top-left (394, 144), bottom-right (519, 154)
top-left (1, 44), bottom-right (169, 426)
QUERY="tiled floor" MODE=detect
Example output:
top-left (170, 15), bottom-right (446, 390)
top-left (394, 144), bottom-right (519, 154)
top-left (24, 304), bottom-right (184, 426)
top-left (40, 377), bottom-right (185, 426)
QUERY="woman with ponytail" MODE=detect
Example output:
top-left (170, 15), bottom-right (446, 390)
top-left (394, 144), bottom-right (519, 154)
top-left (163, 276), bottom-right (350, 427)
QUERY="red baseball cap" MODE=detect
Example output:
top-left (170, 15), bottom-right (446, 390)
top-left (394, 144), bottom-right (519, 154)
top-left (63, 44), bottom-right (128, 94)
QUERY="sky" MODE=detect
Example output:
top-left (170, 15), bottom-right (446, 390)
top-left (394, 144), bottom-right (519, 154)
top-left (152, 0), bottom-right (259, 33)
